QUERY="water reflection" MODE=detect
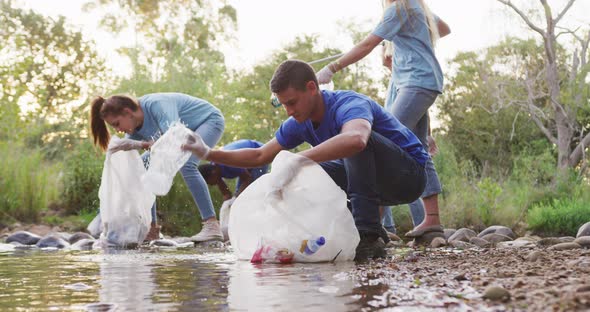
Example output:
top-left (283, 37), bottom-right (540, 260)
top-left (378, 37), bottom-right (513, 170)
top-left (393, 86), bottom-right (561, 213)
top-left (227, 261), bottom-right (358, 311)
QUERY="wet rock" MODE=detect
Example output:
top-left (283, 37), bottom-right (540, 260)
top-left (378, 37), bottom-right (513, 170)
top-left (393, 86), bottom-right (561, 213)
top-left (548, 242), bottom-right (581, 251)
top-left (6, 231), bottom-right (41, 245)
top-left (69, 232), bottom-right (94, 244)
top-left (57, 232), bottom-right (72, 242)
top-left (430, 237), bottom-right (447, 248)
top-left (537, 237), bottom-right (566, 247)
top-left (478, 225), bottom-right (516, 240)
top-left (70, 238), bottom-right (95, 250)
top-left (558, 236), bottom-right (575, 243)
top-left (526, 250), bottom-right (543, 262)
top-left (482, 285), bottom-right (511, 302)
top-left (497, 240), bottom-right (536, 249)
top-left (150, 239), bottom-right (178, 247)
top-left (172, 237), bottom-right (193, 244)
top-left (36, 234), bottom-right (70, 249)
top-left (449, 240), bottom-right (475, 249)
top-left (469, 237), bottom-right (490, 248)
top-left (9, 241), bottom-right (23, 246)
top-left (196, 240), bottom-right (225, 248)
top-left (577, 222), bottom-right (590, 238)
top-left (573, 236), bottom-right (590, 248)
top-left (480, 233), bottom-right (513, 243)
top-left (413, 231), bottom-right (445, 246)
top-left (443, 229), bottom-right (456, 240)
top-left (448, 228), bottom-right (477, 242)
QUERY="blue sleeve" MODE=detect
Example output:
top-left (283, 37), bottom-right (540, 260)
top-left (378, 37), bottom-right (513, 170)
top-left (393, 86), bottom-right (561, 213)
top-left (335, 98), bottom-right (374, 128)
top-left (372, 4), bottom-right (407, 40)
top-left (275, 118), bottom-right (304, 149)
top-left (148, 101), bottom-right (180, 133)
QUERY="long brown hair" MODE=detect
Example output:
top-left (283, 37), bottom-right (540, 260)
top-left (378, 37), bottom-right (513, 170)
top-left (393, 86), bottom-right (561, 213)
top-left (90, 95), bottom-right (139, 150)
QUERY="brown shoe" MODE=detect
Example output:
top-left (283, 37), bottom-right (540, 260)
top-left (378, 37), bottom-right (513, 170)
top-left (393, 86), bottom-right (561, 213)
top-left (145, 224), bottom-right (162, 241)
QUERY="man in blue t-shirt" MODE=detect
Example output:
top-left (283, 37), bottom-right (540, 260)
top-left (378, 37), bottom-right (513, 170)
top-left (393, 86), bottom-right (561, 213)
top-left (183, 60), bottom-right (428, 261)
top-left (199, 139), bottom-right (268, 200)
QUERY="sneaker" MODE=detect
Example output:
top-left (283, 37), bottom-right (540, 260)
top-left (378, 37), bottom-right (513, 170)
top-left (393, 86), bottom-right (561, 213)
top-left (145, 224), bottom-right (162, 241)
top-left (191, 219), bottom-right (224, 242)
top-left (354, 231), bottom-right (387, 262)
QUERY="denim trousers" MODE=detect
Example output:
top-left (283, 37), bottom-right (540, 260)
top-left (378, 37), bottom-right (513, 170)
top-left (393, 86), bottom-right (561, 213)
top-left (144, 113), bottom-right (225, 224)
top-left (319, 131), bottom-right (426, 235)
top-left (382, 86), bottom-right (442, 232)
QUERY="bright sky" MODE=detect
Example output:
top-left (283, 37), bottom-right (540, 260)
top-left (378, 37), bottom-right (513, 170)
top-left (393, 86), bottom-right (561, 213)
top-left (13, 0), bottom-right (590, 126)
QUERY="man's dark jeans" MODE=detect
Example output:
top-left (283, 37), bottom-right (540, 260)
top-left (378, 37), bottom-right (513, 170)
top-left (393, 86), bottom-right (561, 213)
top-left (320, 131), bottom-right (426, 235)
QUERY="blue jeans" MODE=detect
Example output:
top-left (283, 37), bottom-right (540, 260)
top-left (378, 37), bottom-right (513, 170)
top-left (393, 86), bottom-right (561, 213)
top-left (319, 131), bottom-right (426, 235)
top-left (382, 86), bottom-right (442, 232)
top-left (144, 113), bottom-right (225, 224)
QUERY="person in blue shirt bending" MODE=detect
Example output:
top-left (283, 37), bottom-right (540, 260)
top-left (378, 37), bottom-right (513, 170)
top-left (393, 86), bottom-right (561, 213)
top-left (90, 92), bottom-right (225, 242)
top-left (182, 60), bottom-right (428, 261)
top-left (316, 0), bottom-right (450, 239)
top-left (198, 139), bottom-right (268, 200)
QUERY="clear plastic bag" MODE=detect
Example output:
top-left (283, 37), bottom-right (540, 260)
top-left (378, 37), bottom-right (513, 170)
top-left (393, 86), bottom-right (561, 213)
top-left (229, 151), bottom-right (360, 263)
top-left (141, 122), bottom-right (193, 196)
top-left (98, 137), bottom-right (155, 247)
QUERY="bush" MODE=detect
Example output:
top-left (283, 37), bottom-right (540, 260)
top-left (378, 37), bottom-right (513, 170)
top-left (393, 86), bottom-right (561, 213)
top-left (0, 142), bottom-right (61, 223)
top-left (62, 141), bottom-right (104, 214)
top-left (527, 196), bottom-right (590, 236)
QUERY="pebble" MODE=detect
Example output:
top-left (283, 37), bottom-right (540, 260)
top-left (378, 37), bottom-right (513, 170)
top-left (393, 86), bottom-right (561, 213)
top-left (497, 240), bottom-right (536, 249)
top-left (478, 225), bottom-right (516, 239)
top-left (70, 239), bottom-right (95, 250)
top-left (69, 232), bottom-right (94, 244)
top-left (430, 237), bottom-right (447, 248)
top-left (448, 228), bottom-right (477, 242)
top-left (526, 250), bottom-right (543, 262)
top-left (469, 237), bottom-right (490, 248)
top-left (480, 233), bottom-right (513, 243)
top-left (413, 231), bottom-right (445, 246)
top-left (36, 234), bottom-right (70, 249)
top-left (6, 231), bottom-right (41, 245)
top-left (482, 285), bottom-right (511, 302)
top-left (577, 222), bottom-right (590, 238)
top-left (548, 242), bottom-right (581, 251)
top-left (443, 229), bottom-right (456, 240)
top-left (449, 240), bottom-right (475, 249)
top-left (573, 236), bottom-right (590, 248)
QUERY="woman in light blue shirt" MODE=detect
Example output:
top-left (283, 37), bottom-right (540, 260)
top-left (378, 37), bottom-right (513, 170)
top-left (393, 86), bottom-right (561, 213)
top-left (316, 0), bottom-right (450, 238)
top-left (90, 93), bottom-right (225, 242)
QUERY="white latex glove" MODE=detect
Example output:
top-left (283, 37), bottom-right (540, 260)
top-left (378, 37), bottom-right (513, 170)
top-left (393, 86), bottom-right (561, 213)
top-left (316, 66), bottom-right (335, 85)
top-left (268, 152), bottom-right (315, 198)
top-left (108, 138), bottom-right (144, 153)
top-left (181, 132), bottom-right (211, 160)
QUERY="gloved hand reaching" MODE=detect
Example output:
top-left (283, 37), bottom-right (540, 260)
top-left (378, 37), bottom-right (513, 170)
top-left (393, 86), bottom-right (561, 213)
top-left (181, 132), bottom-right (211, 160)
top-left (268, 151), bottom-right (315, 199)
top-left (108, 138), bottom-right (146, 153)
top-left (316, 66), bottom-right (335, 85)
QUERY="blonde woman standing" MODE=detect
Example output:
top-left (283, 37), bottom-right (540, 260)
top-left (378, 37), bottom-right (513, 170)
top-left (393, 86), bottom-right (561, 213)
top-left (317, 0), bottom-right (450, 238)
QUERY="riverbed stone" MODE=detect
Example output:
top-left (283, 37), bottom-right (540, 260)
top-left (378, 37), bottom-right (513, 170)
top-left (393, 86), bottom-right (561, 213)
top-left (515, 236), bottom-right (540, 242)
top-left (449, 240), bottom-right (475, 249)
top-left (430, 237), bottom-right (447, 248)
top-left (470, 237), bottom-right (490, 248)
top-left (573, 236), bottom-right (590, 248)
top-left (526, 250), bottom-right (543, 262)
top-left (577, 222), bottom-right (590, 238)
top-left (558, 236), bottom-right (575, 243)
top-left (548, 242), bottom-right (581, 251)
top-left (483, 286), bottom-right (511, 302)
top-left (70, 239), bottom-right (95, 250)
top-left (477, 225), bottom-right (516, 240)
top-left (537, 237), bottom-right (566, 247)
top-left (413, 231), bottom-right (445, 246)
top-left (443, 229), bottom-right (456, 240)
top-left (36, 234), bottom-right (70, 249)
top-left (69, 232), bottom-right (94, 244)
top-left (448, 228), bottom-right (477, 242)
top-left (6, 231), bottom-right (41, 245)
top-left (480, 233), bottom-right (513, 243)
top-left (497, 240), bottom-right (536, 249)
top-left (150, 239), bottom-right (178, 247)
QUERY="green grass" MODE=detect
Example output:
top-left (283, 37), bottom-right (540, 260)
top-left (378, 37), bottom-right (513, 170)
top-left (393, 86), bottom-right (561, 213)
top-left (0, 142), bottom-right (62, 223)
top-left (527, 196), bottom-right (590, 237)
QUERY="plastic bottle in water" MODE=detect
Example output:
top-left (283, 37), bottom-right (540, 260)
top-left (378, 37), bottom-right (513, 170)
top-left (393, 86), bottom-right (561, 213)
top-left (300, 236), bottom-right (326, 255)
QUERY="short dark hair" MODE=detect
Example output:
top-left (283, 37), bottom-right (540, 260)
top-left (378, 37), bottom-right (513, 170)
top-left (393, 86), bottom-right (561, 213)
top-left (198, 163), bottom-right (217, 180)
top-left (270, 59), bottom-right (319, 93)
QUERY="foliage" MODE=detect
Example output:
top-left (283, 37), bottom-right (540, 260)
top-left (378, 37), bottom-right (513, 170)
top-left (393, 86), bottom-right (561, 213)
top-left (527, 195), bottom-right (590, 237)
top-left (0, 142), bottom-right (61, 223)
top-left (61, 141), bottom-right (104, 214)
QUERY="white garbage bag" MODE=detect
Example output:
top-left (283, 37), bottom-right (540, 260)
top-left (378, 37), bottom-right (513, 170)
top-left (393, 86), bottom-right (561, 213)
top-left (229, 151), bottom-right (360, 263)
top-left (141, 122), bottom-right (193, 196)
top-left (219, 197), bottom-right (235, 241)
top-left (98, 137), bottom-right (155, 247)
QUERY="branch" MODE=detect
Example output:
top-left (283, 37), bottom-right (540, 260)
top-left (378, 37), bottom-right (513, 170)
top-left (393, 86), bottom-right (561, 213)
top-left (497, 0), bottom-right (545, 36)
top-left (554, 0), bottom-right (577, 25)
top-left (524, 74), bottom-right (557, 144)
top-left (569, 131), bottom-right (590, 167)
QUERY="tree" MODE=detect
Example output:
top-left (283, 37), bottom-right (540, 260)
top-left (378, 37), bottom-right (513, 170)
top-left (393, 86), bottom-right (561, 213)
top-left (496, 0), bottom-right (590, 174)
top-left (0, 0), bottom-right (108, 156)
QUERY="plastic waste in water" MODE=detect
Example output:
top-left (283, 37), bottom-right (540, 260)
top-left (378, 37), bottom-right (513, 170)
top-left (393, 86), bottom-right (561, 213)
top-left (300, 236), bottom-right (326, 255)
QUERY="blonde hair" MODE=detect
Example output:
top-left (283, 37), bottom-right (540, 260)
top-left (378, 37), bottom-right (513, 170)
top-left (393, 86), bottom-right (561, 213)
top-left (381, 0), bottom-right (439, 49)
